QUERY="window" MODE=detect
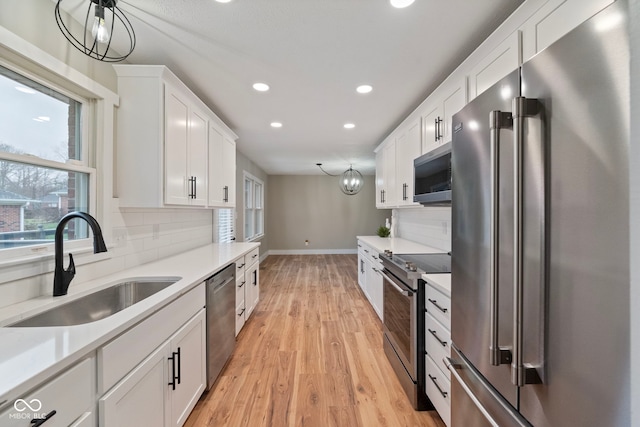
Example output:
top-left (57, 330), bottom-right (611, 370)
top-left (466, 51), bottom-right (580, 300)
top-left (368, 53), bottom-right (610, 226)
top-left (243, 172), bottom-right (263, 241)
top-left (215, 208), bottom-right (235, 243)
top-left (0, 64), bottom-right (94, 250)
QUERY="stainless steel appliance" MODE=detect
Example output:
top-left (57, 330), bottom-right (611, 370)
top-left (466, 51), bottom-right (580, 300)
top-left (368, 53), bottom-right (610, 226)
top-left (206, 263), bottom-right (236, 390)
top-left (413, 142), bottom-right (452, 205)
top-left (448, 3), bottom-right (630, 426)
top-left (380, 252), bottom-right (451, 410)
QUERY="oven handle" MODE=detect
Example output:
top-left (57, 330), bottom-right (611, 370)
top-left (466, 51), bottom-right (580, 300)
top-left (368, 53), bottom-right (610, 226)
top-left (379, 270), bottom-right (412, 296)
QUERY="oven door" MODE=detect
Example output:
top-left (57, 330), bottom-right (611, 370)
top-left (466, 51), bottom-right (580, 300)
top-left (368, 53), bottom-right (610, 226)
top-left (381, 269), bottom-right (417, 379)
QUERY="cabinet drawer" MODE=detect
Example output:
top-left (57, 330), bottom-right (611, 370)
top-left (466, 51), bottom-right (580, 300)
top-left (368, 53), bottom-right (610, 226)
top-left (246, 248), bottom-right (260, 267)
top-left (425, 284), bottom-right (451, 329)
top-left (236, 278), bottom-right (246, 304)
top-left (425, 313), bottom-right (451, 380)
top-left (425, 355), bottom-right (451, 427)
top-left (235, 256), bottom-right (246, 276)
top-left (98, 283), bottom-right (205, 394)
top-left (0, 357), bottom-right (95, 427)
top-left (235, 303), bottom-right (246, 336)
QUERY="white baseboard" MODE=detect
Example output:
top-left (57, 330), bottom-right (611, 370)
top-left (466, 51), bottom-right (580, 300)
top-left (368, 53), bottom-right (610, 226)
top-left (265, 249), bottom-right (358, 256)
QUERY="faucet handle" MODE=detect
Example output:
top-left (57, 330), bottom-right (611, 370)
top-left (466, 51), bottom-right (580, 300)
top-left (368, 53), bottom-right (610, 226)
top-left (66, 253), bottom-right (76, 275)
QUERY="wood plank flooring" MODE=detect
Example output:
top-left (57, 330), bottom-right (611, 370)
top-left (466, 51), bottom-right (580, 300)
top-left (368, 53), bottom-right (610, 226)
top-left (185, 254), bottom-right (446, 427)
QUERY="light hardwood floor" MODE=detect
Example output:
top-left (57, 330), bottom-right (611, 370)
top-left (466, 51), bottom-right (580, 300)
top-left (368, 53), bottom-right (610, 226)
top-left (185, 254), bottom-right (446, 427)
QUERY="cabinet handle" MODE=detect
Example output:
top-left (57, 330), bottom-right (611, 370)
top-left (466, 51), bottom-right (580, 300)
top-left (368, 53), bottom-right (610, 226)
top-left (193, 178), bottom-right (197, 199)
top-left (252, 270), bottom-right (257, 285)
top-left (176, 347), bottom-right (181, 385)
top-left (428, 374), bottom-right (448, 398)
top-left (403, 183), bottom-right (408, 201)
top-left (223, 185), bottom-right (229, 202)
top-left (237, 263), bottom-right (245, 269)
top-left (238, 308), bottom-right (246, 317)
top-left (239, 281), bottom-right (245, 288)
top-left (428, 298), bottom-right (448, 313)
top-left (428, 328), bottom-right (448, 347)
top-left (252, 253), bottom-right (258, 259)
top-left (168, 352), bottom-right (177, 390)
top-left (30, 410), bottom-right (56, 426)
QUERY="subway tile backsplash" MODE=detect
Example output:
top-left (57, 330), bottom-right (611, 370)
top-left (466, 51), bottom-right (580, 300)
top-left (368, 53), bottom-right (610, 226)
top-left (394, 207), bottom-right (451, 252)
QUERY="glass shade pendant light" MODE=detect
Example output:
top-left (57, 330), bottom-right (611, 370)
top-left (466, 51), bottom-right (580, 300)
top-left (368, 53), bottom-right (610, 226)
top-left (316, 163), bottom-right (364, 195)
top-left (340, 165), bottom-right (364, 195)
top-left (55, 0), bottom-right (136, 62)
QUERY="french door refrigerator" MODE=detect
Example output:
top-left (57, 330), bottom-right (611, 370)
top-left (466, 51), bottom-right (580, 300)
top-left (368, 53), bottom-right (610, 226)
top-left (447, 2), bottom-right (630, 426)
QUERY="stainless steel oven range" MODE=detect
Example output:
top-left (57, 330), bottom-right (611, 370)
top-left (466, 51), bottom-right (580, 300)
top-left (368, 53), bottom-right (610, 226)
top-left (379, 251), bottom-right (451, 410)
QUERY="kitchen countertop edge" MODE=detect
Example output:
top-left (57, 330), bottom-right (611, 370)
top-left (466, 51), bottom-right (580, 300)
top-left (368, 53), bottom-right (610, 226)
top-left (0, 242), bottom-right (259, 408)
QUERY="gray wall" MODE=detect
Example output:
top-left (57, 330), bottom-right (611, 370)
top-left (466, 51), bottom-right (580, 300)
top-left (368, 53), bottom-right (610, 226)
top-left (267, 175), bottom-right (390, 252)
top-left (235, 151), bottom-right (269, 253)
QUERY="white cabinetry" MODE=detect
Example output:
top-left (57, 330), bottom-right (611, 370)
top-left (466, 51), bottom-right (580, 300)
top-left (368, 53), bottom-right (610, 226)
top-left (468, 31), bottom-right (521, 101)
top-left (98, 284), bottom-right (206, 427)
top-left (208, 125), bottom-right (236, 208)
top-left (424, 280), bottom-right (451, 427)
top-left (421, 78), bottom-right (467, 154)
top-left (0, 358), bottom-right (95, 427)
top-left (395, 119), bottom-right (421, 206)
top-left (234, 247), bottom-right (260, 336)
top-left (356, 239), bottom-right (383, 321)
top-left (521, 0), bottom-right (614, 61)
top-left (113, 65), bottom-right (237, 208)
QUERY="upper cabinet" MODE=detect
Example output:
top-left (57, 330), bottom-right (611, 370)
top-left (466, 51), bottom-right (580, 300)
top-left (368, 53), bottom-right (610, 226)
top-left (374, 1), bottom-right (614, 209)
top-left (520, 0), bottom-right (614, 61)
top-left (468, 31), bottom-right (521, 101)
top-left (421, 78), bottom-right (467, 154)
top-left (113, 65), bottom-right (238, 209)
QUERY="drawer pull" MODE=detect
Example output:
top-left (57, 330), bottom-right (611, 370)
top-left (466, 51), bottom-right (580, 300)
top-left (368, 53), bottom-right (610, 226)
top-left (428, 298), bottom-right (448, 313)
top-left (239, 281), bottom-right (245, 288)
top-left (428, 328), bottom-right (448, 347)
top-left (30, 410), bottom-right (56, 426)
top-left (428, 374), bottom-right (448, 398)
top-left (238, 308), bottom-right (246, 317)
top-left (237, 263), bottom-right (245, 269)
top-left (252, 253), bottom-right (258, 259)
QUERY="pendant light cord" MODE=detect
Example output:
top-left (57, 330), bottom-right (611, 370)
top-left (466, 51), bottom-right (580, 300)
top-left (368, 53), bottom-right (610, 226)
top-left (316, 163), bottom-right (339, 177)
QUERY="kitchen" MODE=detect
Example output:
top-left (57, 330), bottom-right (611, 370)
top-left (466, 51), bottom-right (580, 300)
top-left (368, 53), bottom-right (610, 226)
top-left (0, 0), bottom-right (639, 426)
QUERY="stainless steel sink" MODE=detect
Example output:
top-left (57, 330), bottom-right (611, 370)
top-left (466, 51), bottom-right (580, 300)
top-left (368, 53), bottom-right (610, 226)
top-left (9, 277), bottom-right (180, 327)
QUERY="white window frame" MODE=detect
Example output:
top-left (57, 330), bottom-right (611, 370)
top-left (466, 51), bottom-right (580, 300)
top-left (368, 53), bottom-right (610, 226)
top-left (243, 171), bottom-right (264, 242)
top-left (215, 208), bottom-right (235, 243)
top-left (0, 25), bottom-right (118, 280)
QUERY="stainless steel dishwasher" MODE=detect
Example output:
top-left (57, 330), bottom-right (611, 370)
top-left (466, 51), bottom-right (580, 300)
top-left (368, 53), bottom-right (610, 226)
top-left (206, 263), bottom-right (236, 389)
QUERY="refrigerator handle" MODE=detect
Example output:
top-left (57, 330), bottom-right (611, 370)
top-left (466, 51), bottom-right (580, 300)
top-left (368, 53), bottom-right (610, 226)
top-left (512, 96), bottom-right (542, 386)
top-left (489, 110), bottom-right (513, 367)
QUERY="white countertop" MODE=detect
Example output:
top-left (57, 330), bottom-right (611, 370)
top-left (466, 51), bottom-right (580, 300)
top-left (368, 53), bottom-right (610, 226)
top-left (356, 236), bottom-right (445, 254)
top-left (0, 242), bottom-right (259, 408)
top-left (422, 273), bottom-right (451, 297)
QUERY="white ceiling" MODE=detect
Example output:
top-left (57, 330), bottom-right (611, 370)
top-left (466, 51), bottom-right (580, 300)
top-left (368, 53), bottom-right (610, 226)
top-left (99, 0), bottom-right (523, 175)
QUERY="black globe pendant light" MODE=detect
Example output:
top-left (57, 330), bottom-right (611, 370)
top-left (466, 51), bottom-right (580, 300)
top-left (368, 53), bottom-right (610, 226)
top-left (55, 0), bottom-right (136, 62)
top-left (317, 163), bottom-right (364, 195)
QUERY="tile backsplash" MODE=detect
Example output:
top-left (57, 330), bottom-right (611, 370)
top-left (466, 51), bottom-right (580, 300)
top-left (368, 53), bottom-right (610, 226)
top-left (0, 199), bottom-right (213, 309)
top-left (394, 206), bottom-right (451, 252)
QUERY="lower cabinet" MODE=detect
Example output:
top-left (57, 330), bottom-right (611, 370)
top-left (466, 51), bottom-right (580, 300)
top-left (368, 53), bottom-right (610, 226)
top-left (99, 309), bottom-right (206, 427)
top-left (0, 357), bottom-right (96, 427)
top-left (235, 247), bottom-right (260, 336)
top-left (245, 261), bottom-right (260, 319)
top-left (356, 240), bottom-right (383, 321)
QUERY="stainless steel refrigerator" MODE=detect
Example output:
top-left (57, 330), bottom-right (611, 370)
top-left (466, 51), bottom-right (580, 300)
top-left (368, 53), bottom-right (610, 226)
top-left (448, 2), bottom-right (630, 426)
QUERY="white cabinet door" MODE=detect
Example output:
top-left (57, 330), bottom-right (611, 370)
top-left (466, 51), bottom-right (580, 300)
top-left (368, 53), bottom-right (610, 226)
top-left (207, 124), bottom-right (225, 206)
top-left (188, 108), bottom-right (208, 206)
top-left (366, 258), bottom-right (383, 321)
top-left (100, 342), bottom-right (170, 427)
top-left (168, 309), bottom-right (206, 427)
top-left (468, 31), bottom-right (521, 101)
top-left (222, 137), bottom-right (236, 206)
top-left (521, 0), bottom-right (614, 61)
top-left (375, 150), bottom-right (385, 208)
top-left (382, 141), bottom-right (397, 207)
top-left (395, 119), bottom-right (421, 206)
top-left (245, 262), bottom-right (259, 319)
top-left (165, 86), bottom-right (190, 206)
top-left (0, 358), bottom-right (95, 427)
top-left (421, 103), bottom-right (442, 154)
top-left (441, 78), bottom-right (467, 143)
top-left (357, 248), bottom-right (366, 290)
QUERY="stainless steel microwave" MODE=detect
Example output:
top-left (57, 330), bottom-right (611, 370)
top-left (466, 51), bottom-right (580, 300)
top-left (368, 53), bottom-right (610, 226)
top-left (413, 141), bottom-right (452, 205)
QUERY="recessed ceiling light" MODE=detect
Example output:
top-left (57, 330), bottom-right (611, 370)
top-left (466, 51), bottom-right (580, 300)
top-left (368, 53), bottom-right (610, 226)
top-left (344, 123), bottom-right (355, 129)
top-left (253, 82), bottom-right (270, 92)
top-left (16, 86), bottom-right (36, 94)
top-left (390, 0), bottom-right (415, 8)
top-left (215, 0), bottom-right (233, 2)
top-left (270, 122), bottom-right (282, 128)
top-left (33, 116), bottom-right (51, 122)
top-left (356, 85), bottom-right (373, 94)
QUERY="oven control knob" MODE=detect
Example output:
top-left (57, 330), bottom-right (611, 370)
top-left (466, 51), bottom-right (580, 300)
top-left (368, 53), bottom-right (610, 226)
top-left (405, 262), bottom-right (417, 272)
top-left (384, 249), bottom-right (393, 257)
